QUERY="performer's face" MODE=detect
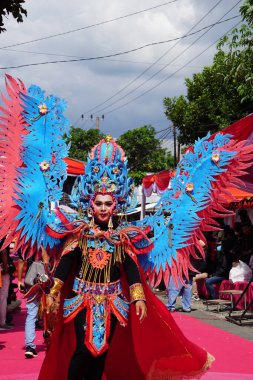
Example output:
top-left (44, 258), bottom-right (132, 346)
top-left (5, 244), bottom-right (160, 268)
top-left (92, 194), bottom-right (115, 224)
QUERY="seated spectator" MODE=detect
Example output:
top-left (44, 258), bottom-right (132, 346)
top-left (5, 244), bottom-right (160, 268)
top-left (220, 225), bottom-right (238, 269)
top-left (238, 222), bottom-right (253, 265)
top-left (205, 242), bottom-right (230, 299)
top-left (249, 255), bottom-right (253, 270)
top-left (229, 253), bottom-right (252, 283)
top-left (238, 209), bottom-right (252, 225)
top-left (233, 222), bottom-right (242, 238)
top-left (205, 231), bottom-right (218, 275)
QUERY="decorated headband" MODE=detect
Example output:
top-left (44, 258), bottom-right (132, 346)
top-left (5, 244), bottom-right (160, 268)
top-left (71, 135), bottom-right (137, 213)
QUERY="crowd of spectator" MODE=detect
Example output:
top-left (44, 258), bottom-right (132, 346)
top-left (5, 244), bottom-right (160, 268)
top-left (167, 210), bottom-right (253, 312)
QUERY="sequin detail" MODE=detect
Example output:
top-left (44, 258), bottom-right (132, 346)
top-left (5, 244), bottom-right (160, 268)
top-left (63, 278), bottom-right (129, 356)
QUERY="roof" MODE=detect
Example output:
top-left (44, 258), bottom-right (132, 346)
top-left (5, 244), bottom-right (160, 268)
top-left (63, 157), bottom-right (85, 176)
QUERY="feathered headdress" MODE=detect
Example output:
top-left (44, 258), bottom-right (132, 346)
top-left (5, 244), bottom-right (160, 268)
top-left (71, 135), bottom-right (137, 213)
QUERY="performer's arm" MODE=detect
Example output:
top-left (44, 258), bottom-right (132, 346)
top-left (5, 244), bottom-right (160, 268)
top-left (123, 253), bottom-right (147, 322)
top-left (17, 257), bottom-right (25, 291)
top-left (47, 250), bottom-right (76, 316)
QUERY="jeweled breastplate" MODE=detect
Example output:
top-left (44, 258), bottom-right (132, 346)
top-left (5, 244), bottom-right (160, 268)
top-left (78, 236), bottom-right (123, 283)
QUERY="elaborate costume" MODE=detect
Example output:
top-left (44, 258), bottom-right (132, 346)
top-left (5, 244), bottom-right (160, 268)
top-left (1, 75), bottom-right (253, 379)
top-left (39, 135), bottom-right (213, 380)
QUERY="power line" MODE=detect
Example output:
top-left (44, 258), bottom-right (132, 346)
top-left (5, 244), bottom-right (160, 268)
top-left (0, 15), bottom-right (240, 70)
top-left (82, 0), bottom-right (224, 115)
top-left (96, 7), bottom-right (242, 116)
top-left (156, 127), bottom-right (171, 135)
top-left (92, 0), bottom-right (242, 116)
top-left (160, 129), bottom-right (173, 140)
top-left (1, 47), bottom-right (204, 69)
top-left (102, 19), bottom-right (242, 119)
top-left (0, 0), bottom-right (179, 50)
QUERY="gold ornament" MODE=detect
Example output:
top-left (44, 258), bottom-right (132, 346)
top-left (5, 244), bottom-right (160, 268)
top-left (89, 216), bottom-right (95, 228)
top-left (129, 283), bottom-right (146, 303)
top-left (108, 216), bottom-right (113, 229)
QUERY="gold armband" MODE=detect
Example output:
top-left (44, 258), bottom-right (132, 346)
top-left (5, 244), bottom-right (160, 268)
top-left (129, 283), bottom-right (146, 303)
top-left (50, 278), bottom-right (63, 298)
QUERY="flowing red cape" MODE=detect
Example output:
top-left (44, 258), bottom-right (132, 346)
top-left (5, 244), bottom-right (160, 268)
top-left (38, 270), bottom-right (211, 380)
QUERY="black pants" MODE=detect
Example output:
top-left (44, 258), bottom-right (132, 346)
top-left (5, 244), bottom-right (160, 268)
top-left (68, 308), bottom-right (117, 380)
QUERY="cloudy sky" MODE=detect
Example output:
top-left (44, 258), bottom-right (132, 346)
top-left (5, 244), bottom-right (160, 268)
top-left (0, 0), bottom-right (243, 140)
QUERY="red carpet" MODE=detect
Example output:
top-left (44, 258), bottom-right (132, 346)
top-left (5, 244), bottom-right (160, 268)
top-left (1, 300), bottom-right (253, 380)
top-left (174, 312), bottom-right (253, 379)
top-left (0, 300), bottom-right (43, 380)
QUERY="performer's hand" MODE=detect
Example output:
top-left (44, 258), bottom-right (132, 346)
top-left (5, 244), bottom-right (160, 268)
top-left (46, 294), bottom-right (60, 331)
top-left (135, 300), bottom-right (147, 323)
top-left (47, 294), bottom-right (60, 314)
top-left (18, 280), bottom-right (25, 293)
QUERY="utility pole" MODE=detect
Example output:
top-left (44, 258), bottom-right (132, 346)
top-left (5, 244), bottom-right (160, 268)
top-left (173, 125), bottom-right (177, 167)
top-left (177, 141), bottom-right (181, 163)
top-left (90, 114), bottom-right (104, 130)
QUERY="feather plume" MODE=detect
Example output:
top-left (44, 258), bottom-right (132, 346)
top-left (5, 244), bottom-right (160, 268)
top-left (139, 122), bottom-right (253, 287)
top-left (0, 75), bottom-right (70, 255)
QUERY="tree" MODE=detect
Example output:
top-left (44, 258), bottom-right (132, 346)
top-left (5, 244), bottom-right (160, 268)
top-left (217, 26), bottom-right (253, 104)
top-left (164, 0), bottom-right (253, 145)
top-left (117, 125), bottom-right (171, 185)
top-left (240, 0), bottom-right (253, 24)
top-left (65, 128), bottom-right (105, 162)
top-left (0, 0), bottom-right (27, 33)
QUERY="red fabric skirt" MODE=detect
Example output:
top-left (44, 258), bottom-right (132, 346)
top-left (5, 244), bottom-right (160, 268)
top-left (38, 272), bottom-right (212, 380)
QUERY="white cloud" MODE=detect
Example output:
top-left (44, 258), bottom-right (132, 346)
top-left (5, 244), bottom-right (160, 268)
top-left (0, 0), bottom-right (242, 137)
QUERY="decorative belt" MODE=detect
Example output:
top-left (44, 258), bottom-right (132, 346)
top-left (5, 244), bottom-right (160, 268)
top-left (63, 277), bottom-right (129, 356)
top-left (72, 277), bottom-right (122, 297)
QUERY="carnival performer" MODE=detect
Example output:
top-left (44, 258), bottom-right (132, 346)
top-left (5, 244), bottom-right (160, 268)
top-left (1, 75), bottom-right (252, 380)
top-left (36, 135), bottom-right (213, 380)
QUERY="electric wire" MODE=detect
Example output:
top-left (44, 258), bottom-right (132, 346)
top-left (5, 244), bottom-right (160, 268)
top-left (0, 15), bottom-right (240, 70)
top-left (106, 17), bottom-right (242, 133)
top-left (0, 0), bottom-right (180, 50)
top-left (1, 46), bottom-right (204, 68)
top-left (92, 0), bottom-right (242, 115)
top-left (156, 127), bottom-right (171, 135)
top-left (82, 0), bottom-right (224, 114)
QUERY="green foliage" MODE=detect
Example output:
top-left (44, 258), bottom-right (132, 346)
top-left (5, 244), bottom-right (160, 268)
top-left (0, 0), bottom-right (27, 33)
top-left (117, 125), bottom-right (171, 185)
top-left (240, 0), bottom-right (253, 25)
top-left (163, 1), bottom-right (253, 145)
top-left (65, 128), bottom-right (105, 162)
top-left (217, 22), bottom-right (253, 103)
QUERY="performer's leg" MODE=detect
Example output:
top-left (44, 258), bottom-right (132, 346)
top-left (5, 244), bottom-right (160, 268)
top-left (205, 276), bottom-right (224, 299)
top-left (167, 276), bottom-right (181, 311)
top-left (68, 309), bottom-right (91, 380)
top-left (86, 314), bottom-right (117, 380)
top-left (181, 278), bottom-right (192, 311)
top-left (68, 310), bottom-right (117, 380)
top-left (192, 273), bottom-right (208, 297)
top-left (25, 298), bottom-right (39, 349)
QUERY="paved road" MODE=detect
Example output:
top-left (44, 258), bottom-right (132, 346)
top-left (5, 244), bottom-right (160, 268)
top-left (156, 291), bottom-right (253, 342)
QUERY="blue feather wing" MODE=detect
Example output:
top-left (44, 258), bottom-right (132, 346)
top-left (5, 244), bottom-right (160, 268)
top-left (139, 132), bottom-right (253, 286)
top-left (14, 85), bottom-right (71, 250)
